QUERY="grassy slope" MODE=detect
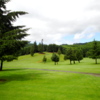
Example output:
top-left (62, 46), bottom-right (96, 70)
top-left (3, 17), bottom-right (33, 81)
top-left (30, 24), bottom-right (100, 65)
top-left (0, 53), bottom-right (100, 100)
top-left (3, 52), bottom-right (100, 73)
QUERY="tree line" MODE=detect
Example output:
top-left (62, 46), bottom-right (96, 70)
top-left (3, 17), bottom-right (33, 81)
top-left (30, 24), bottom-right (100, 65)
top-left (20, 41), bottom-right (64, 56)
top-left (42, 40), bottom-right (100, 65)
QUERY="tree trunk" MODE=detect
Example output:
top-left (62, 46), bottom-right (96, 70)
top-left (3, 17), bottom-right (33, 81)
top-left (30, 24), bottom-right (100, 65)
top-left (73, 60), bottom-right (75, 64)
top-left (78, 60), bottom-right (80, 63)
top-left (95, 58), bottom-right (97, 64)
top-left (0, 60), bottom-right (3, 71)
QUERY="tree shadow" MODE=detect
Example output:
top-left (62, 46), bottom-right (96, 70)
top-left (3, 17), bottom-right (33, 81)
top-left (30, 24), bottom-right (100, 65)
top-left (0, 70), bottom-right (48, 84)
top-left (2, 68), bottom-right (25, 71)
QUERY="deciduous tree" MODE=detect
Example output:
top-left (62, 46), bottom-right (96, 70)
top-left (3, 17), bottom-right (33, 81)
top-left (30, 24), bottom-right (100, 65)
top-left (51, 53), bottom-right (59, 65)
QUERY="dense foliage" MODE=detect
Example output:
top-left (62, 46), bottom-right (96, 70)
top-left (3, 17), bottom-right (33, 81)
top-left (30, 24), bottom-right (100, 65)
top-left (51, 53), bottom-right (59, 65)
top-left (0, 0), bottom-right (29, 70)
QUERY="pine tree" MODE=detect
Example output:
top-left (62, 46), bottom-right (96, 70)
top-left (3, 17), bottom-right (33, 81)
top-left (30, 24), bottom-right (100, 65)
top-left (30, 45), bottom-right (34, 56)
top-left (42, 55), bottom-right (47, 63)
top-left (38, 43), bottom-right (43, 53)
top-left (0, 0), bottom-right (29, 70)
top-left (89, 40), bottom-right (100, 64)
top-left (34, 41), bottom-right (38, 53)
top-left (57, 48), bottom-right (62, 56)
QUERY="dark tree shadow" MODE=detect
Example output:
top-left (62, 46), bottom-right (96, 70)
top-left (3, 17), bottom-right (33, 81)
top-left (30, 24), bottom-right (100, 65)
top-left (0, 70), bottom-right (48, 84)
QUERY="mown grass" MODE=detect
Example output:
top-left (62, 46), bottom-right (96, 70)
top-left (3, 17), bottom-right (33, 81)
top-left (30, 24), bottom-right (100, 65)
top-left (3, 52), bottom-right (100, 73)
top-left (0, 52), bottom-right (100, 100)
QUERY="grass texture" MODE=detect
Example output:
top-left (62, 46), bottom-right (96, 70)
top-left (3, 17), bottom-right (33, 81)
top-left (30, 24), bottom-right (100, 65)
top-left (0, 53), bottom-right (100, 100)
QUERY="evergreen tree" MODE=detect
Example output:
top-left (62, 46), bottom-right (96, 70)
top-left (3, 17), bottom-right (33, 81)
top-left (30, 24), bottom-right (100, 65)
top-left (38, 43), bottom-right (43, 53)
top-left (57, 48), bottom-right (62, 56)
top-left (51, 53), bottom-right (59, 65)
top-left (34, 41), bottom-right (38, 53)
top-left (30, 45), bottom-right (34, 56)
top-left (89, 40), bottom-right (100, 64)
top-left (42, 55), bottom-right (47, 63)
top-left (0, 0), bottom-right (29, 70)
top-left (64, 48), bottom-right (73, 64)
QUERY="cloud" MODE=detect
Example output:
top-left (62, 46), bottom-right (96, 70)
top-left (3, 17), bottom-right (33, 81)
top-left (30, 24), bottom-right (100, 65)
top-left (74, 26), bottom-right (97, 40)
top-left (7, 0), bottom-right (100, 44)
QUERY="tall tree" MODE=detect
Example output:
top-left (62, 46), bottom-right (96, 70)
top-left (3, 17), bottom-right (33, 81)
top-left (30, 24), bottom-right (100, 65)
top-left (89, 40), bottom-right (100, 64)
top-left (33, 41), bottom-right (38, 53)
top-left (0, 0), bottom-right (29, 70)
top-left (64, 48), bottom-right (73, 64)
top-left (72, 49), bottom-right (77, 64)
top-left (57, 48), bottom-right (62, 56)
top-left (76, 49), bottom-right (83, 63)
top-left (38, 43), bottom-right (43, 53)
top-left (30, 41), bottom-right (38, 56)
top-left (30, 45), bottom-right (34, 56)
top-left (42, 55), bottom-right (47, 63)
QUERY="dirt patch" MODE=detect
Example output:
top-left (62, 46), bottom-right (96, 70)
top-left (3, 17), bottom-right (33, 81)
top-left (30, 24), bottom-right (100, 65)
top-left (37, 60), bottom-right (42, 63)
top-left (0, 79), bottom-right (6, 82)
top-left (89, 73), bottom-right (100, 77)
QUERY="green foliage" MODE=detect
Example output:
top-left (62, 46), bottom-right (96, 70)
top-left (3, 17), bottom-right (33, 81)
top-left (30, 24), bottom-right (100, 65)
top-left (57, 48), bottom-right (62, 56)
top-left (33, 41), bottom-right (38, 53)
top-left (30, 45), bottom-right (34, 56)
top-left (76, 49), bottom-right (83, 63)
top-left (38, 43), bottom-right (43, 53)
top-left (64, 48), bottom-right (73, 64)
top-left (64, 48), bottom-right (83, 64)
top-left (42, 55), bottom-right (47, 63)
top-left (30, 41), bottom-right (38, 56)
top-left (0, 0), bottom-right (29, 70)
top-left (47, 44), bottom-right (59, 52)
top-left (51, 53), bottom-right (59, 65)
top-left (88, 40), bottom-right (100, 64)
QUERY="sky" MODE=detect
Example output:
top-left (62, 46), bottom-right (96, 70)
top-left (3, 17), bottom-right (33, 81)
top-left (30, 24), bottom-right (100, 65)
top-left (7, 0), bottom-right (100, 44)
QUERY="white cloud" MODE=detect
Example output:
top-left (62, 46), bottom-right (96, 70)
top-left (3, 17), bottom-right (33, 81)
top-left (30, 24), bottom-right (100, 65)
top-left (7, 0), bottom-right (100, 44)
top-left (74, 26), bottom-right (97, 40)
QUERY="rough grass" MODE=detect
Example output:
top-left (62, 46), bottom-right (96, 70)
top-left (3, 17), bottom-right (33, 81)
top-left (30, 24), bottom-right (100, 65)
top-left (0, 52), bottom-right (100, 100)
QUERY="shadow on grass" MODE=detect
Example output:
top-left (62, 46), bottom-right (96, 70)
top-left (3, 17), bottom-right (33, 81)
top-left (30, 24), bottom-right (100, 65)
top-left (0, 70), bottom-right (47, 84)
top-left (2, 68), bottom-right (25, 71)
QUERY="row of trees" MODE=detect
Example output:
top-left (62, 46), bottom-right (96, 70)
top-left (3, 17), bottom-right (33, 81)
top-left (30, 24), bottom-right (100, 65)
top-left (42, 48), bottom-right (83, 65)
top-left (64, 48), bottom-right (83, 64)
top-left (29, 41), bottom-right (64, 56)
top-left (42, 40), bottom-right (100, 65)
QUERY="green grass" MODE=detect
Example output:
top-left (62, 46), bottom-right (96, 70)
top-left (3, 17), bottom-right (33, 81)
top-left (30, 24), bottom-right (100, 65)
top-left (0, 52), bottom-right (100, 100)
top-left (3, 52), bottom-right (100, 73)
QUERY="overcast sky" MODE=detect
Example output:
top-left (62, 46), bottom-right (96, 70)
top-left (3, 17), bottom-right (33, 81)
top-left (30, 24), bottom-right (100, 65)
top-left (7, 0), bottom-right (100, 44)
